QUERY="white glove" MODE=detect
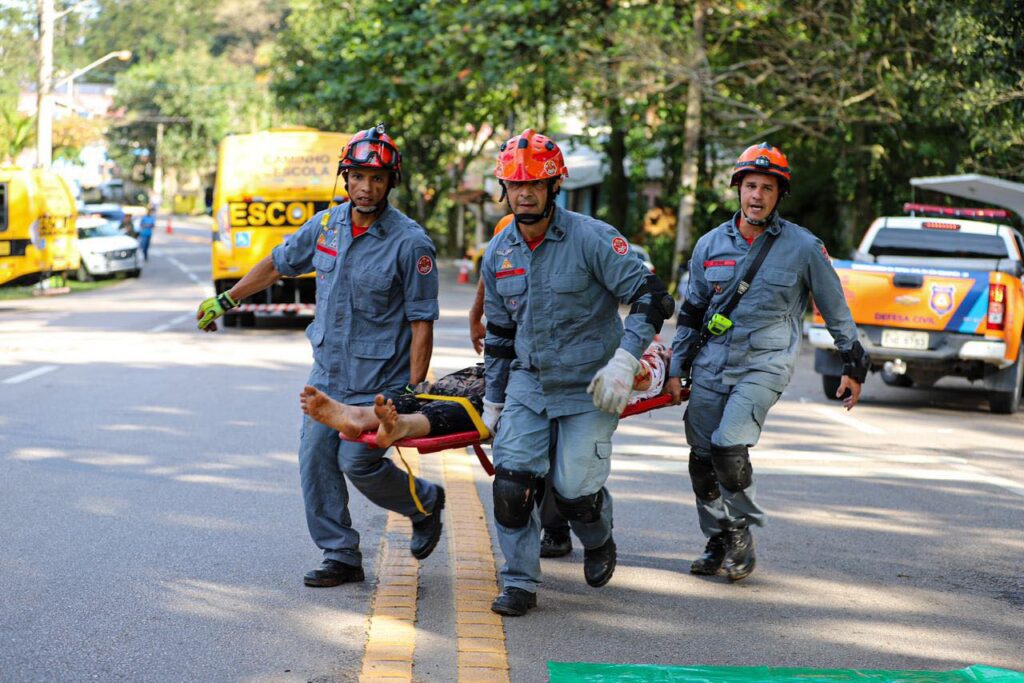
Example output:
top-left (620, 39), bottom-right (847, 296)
top-left (588, 348), bottom-right (641, 414)
top-left (482, 398), bottom-right (504, 437)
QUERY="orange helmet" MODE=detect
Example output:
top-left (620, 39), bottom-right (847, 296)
top-left (494, 129), bottom-right (568, 182)
top-left (340, 124), bottom-right (402, 177)
top-left (730, 142), bottom-right (790, 195)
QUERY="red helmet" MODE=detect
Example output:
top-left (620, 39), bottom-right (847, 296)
top-left (339, 124), bottom-right (402, 176)
top-left (494, 129), bottom-right (568, 182)
top-left (730, 142), bottom-right (791, 194)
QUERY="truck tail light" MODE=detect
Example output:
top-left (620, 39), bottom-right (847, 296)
top-left (987, 284), bottom-right (1006, 331)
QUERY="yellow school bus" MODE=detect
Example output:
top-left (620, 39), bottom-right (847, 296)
top-left (211, 127), bottom-right (351, 326)
top-left (0, 168), bottom-right (79, 286)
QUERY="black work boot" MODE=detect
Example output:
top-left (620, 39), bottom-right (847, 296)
top-left (722, 526), bottom-right (756, 582)
top-left (540, 530), bottom-right (573, 558)
top-left (303, 560), bottom-right (365, 587)
top-left (410, 487), bottom-right (445, 560)
top-left (490, 587), bottom-right (537, 616)
top-left (689, 533), bottom-right (728, 576)
top-left (583, 536), bottom-right (617, 587)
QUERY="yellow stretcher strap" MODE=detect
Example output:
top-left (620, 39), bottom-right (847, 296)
top-left (414, 393), bottom-right (490, 440)
top-left (395, 447), bottom-right (430, 516)
top-left (393, 393), bottom-right (488, 517)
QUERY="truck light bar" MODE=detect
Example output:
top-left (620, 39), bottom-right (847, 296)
top-left (903, 203), bottom-right (1010, 220)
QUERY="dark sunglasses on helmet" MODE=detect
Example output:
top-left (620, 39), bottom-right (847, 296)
top-left (343, 139), bottom-right (400, 169)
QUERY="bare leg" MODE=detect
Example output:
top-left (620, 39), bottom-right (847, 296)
top-left (374, 395), bottom-right (431, 448)
top-left (300, 385), bottom-right (379, 438)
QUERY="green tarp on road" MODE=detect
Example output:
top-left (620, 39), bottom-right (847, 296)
top-left (547, 663), bottom-right (1024, 683)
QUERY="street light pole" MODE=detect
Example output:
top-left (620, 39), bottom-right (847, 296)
top-left (35, 0), bottom-right (55, 168)
top-left (53, 50), bottom-right (133, 114)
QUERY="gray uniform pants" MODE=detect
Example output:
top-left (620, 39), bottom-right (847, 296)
top-left (492, 397), bottom-right (619, 592)
top-left (684, 378), bottom-right (780, 537)
top-left (298, 414), bottom-right (443, 567)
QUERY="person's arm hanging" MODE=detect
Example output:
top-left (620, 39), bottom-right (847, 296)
top-left (807, 238), bottom-right (867, 410)
top-left (409, 320), bottom-right (433, 386)
top-left (399, 233), bottom-right (441, 387)
top-left (469, 278), bottom-right (486, 354)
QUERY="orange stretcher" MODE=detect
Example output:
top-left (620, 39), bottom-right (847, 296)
top-left (349, 393), bottom-right (675, 476)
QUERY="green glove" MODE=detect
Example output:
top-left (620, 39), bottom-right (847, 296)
top-left (197, 291), bottom-right (238, 330)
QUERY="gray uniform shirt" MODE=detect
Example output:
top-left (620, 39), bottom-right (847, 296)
top-left (272, 202), bottom-right (439, 403)
top-left (670, 212), bottom-right (857, 393)
top-left (482, 208), bottom-right (656, 417)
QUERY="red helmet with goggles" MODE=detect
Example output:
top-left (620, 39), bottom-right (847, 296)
top-left (494, 129), bottom-right (567, 182)
top-left (339, 124), bottom-right (402, 179)
top-left (730, 142), bottom-right (791, 195)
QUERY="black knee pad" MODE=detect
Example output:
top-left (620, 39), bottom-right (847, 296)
top-left (711, 444), bottom-right (753, 493)
top-left (688, 451), bottom-right (720, 501)
top-left (492, 467), bottom-right (536, 529)
top-left (553, 488), bottom-right (604, 524)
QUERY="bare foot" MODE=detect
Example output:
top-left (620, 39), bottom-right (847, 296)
top-left (300, 385), bottom-right (363, 439)
top-left (374, 394), bottom-right (405, 448)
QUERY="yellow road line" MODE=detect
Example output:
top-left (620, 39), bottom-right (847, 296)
top-left (443, 453), bottom-right (510, 683)
top-left (360, 452), bottom-right (422, 683)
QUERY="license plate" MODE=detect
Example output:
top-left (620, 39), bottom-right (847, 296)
top-left (881, 329), bottom-right (929, 350)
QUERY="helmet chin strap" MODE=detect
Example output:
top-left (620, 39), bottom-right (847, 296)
top-left (502, 179), bottom-right (559, 226)
top-left (739, 189), bottom-right (778, 227)
top-left (344, 170), bottom-right (393, 215)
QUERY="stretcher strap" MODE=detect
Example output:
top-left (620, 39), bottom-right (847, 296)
top-left (395, 447), bottom-right (431, 516)
top-left (414, 393), bottom-right (490, 440)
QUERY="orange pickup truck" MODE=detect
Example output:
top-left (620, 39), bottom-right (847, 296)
top-left (809, 203), bottom-right (1024, 413)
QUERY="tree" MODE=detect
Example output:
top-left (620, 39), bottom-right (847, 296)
top-left (111, 48), bottom-right (272, 184)
top-left (272, 0), bottom-right (591, 235)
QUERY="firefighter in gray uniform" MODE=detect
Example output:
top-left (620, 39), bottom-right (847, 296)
top-left (665, 142), bottom-right (869, 582)
top-left (197, 126), bottom-right (446, 588)
top-left (482, 129), bottom-right (673, 616)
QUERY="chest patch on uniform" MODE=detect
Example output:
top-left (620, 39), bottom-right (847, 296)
top-left (417, 255), bottom-right (434, 275)
top-left (316, 243), bottom-right (338, 257)
top-left (612, 237), bottom-right (629, 255)
top-left (704, 259), bottom-right (735, 267)
top-left (500, 258), bottom-right (513, 270)
top-left (496, 267), bottom-right (526, 279)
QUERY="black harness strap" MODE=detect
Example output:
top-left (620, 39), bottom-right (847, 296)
top-left (487, 321), bottom-right (517, 339)
top-left (680, 231), bottom-right (779, 381)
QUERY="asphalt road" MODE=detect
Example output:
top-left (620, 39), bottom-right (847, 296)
top-left (1, 219), bottom-right (1021, 682)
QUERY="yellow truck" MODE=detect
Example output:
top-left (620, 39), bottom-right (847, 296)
top-left (211, 127), bottom-right (351, 326)
top-left (809, 197), bottom-right (1024, 413)
top-left (0, 168), bottom-right (79, 286)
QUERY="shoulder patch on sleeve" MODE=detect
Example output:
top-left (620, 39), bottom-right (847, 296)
top-left (417, 255), bottom-right (434, 275)
top-left (612, 236), bottom-right (629, 255)
top-left (820, 244), bottom-right (830, 261)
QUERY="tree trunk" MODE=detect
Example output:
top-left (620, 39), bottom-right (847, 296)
top-left (672, 0), bottom-right (706, 290)
top-left (605, 106), bottom-right (629, 232)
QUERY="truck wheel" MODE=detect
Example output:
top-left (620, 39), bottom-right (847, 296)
top-left (822, 374), bottom-right (842, 401)
top-left (989, 347), bottom-right (1023, 414)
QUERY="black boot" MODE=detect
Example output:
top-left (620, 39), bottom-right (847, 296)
top-left (410, 487), bottom-right (445, 560)
top-left (722, 527), bottom-right (756, 582)
top-left (303, 560), bottom-right (365, 587)
top-left (490, 587), bottom-right (537, 616)
top-left (583, 536), bottom-right (617, 587)
top-left (540, 530), bottom-right (572, 558)
top-left (689, 533), bottom-right (728, 575)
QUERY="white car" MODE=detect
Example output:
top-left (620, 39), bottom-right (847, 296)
top-left (74, 217), bottom-right (142, 280)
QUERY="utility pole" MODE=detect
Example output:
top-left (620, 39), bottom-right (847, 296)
top-left (36, 0), bottom-right (54, 168)
top-left (153, 121), bottom-right (164, 206)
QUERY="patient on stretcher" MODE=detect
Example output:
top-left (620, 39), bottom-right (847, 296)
top-left (300, 343), bottom-right (670, 448)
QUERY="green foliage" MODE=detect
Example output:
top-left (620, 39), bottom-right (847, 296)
top-left (0, 106), bottom-right (34, 164)
top-left (272, 0), bottom-right (593, 231)
top-left (111, 48), bottom-right (273, 175)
